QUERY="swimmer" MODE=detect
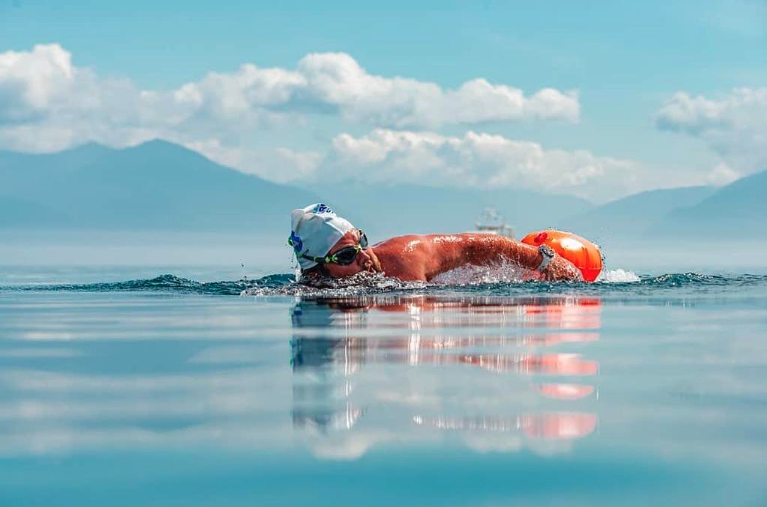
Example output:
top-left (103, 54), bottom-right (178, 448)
top-left (289, 203), bottom-right (582, 282)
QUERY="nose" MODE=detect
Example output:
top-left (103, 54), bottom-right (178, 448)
top-left (358, 249), bottom-right (373, 270)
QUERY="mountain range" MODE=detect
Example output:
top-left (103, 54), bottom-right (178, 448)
top-left (1, 139), bottom-right (764, 241)
top-left (0, 140), bottom-right (320, 233)
top-left (649, 169), bottom-right (767, 238)
top-left (561, 186), bottom-right (716, 243)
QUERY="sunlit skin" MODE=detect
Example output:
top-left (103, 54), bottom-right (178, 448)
top-left (321, 230), bottom-right (582, 282)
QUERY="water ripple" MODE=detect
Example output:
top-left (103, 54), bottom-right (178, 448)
top-left (2, 271), bottom-right (766, 298)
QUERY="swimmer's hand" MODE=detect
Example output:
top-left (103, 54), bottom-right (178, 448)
top-left (542, 256), bottom-right (583, 282)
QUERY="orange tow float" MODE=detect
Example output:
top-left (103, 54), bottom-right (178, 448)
top-left (521, 230), bottom-right (603, 282)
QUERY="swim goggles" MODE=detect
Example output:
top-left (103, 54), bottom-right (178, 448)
top-left (289, 230), bottom-right (369, 265)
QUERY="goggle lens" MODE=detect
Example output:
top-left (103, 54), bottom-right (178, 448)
top-left (329, 231), bottom-right (368, 265)
top-left (332, 246), bottom-right (360, 265)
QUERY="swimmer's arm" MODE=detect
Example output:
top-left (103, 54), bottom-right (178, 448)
top-left (422, 234), bottom-right (581, 281)
top-left (422, 234), bottom-right (539, 274)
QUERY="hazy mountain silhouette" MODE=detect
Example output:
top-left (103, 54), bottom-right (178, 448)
top-left (0, 140), bottom-right (594, 236)
top-left (2, 140), bottom-right (763, 241)
top-left (0, 142), bottom-right (115, 196)
top-left (649, 168), bottom-right (767, 237)
top-left (310, 181), bottom-right (593, 237)
top-left (0, 140), bottom-right (320, 232)
top-left (561, 186), bottom-right (716, 243)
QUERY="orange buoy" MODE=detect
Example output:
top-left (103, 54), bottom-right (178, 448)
top-left (521, 230), bottom-right (603, 282)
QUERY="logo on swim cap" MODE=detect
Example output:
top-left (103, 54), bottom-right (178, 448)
top-left (313, 203), bottom-right (333, 214)
top-left (288, 231), bottom-right (303, 253)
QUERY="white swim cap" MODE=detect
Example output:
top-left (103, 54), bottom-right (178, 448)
top-left (289, 203), bottom-right (355, 270)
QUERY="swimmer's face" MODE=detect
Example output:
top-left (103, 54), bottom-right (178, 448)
top-left (323, 230), bottom-right (381, 278)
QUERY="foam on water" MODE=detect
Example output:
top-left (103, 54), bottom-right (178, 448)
top-left (241, 272), bottom-right (428, 297)
top-left (430, 260), bottom-right (531, 285)
top-left (597, 268), bottom-right (641, 283)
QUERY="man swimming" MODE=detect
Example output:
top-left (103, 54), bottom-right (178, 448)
top-left (289, 203), bottom-right (583, 282)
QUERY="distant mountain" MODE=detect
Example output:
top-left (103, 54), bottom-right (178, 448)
top-left (0, 140), bottom-right (595, 237)
top-left (0, 142), bottom-right (115, 196)
top-left (560, 186), bottom-right (715, 243)
top-left (0, 140), bottom-right (320, 233)
top-left (5, 139), bottom-right (757, 242)
top-left (308, 182), bottom-right (594, 238)
top-left (649, 168), bottom-right (767, 237)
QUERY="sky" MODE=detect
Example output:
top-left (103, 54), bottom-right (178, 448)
top-left (0, 0), bottom-right (765, 202)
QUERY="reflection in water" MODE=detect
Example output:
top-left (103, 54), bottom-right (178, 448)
top-left (2, 285), bottom-right (766, 505)
top-left (290, 295), bottom-right (601, 455)
top-left (0, 293), bottom-right (601, 461)
top-left (293, 404), bottom-right (365, 432)
top-left (538, 383), bottom-right (595, 400)
top-left (413, 413), bottom-right (598, 440)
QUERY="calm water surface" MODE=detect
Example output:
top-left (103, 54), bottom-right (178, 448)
top-left (0, 267), bottom-right (766, 506)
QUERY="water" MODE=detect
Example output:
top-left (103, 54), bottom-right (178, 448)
top-left (1, 266), bottom-right (766, 506)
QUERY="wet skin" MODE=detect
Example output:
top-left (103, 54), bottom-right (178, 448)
top-left (322, 230), bottom-right (582, 282)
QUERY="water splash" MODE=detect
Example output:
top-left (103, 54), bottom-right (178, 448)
top-left (597, 269), bottom-right (640, 283)
top-left (431, 261), bottom-right (532, 285)
top-left (241, 272), bottom-right (427, 297)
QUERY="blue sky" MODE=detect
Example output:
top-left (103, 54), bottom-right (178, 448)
top-left (1, 0), bottom-right (765, 202)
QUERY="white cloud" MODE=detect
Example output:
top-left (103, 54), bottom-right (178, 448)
top-left (290, 53), bottom-right (579, 127)
top-left (0, 43), bottom-right (587, 194)
top-left (4, 43), bottom-right (702, 201)
top-left (0, 44), bottom-right (196, 151)
top-left (176, 128), bottom-right (648, 201)
top-left (0, 44), bottom-right (580, 154)
top-left (183, 139), bottom-right (323, 183)
top-left (274, 147), bottom-right (324, 177)
top-left (327, 129), bottom-right (645, 201)
top-left (707, 162), bottom-right (740, 186)
top-left (0, 44), bottom-right (75, 122)
top-left (657, 88), bottom-right (767, 175)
